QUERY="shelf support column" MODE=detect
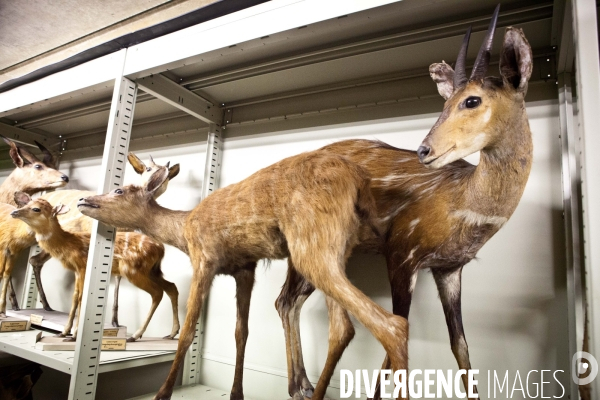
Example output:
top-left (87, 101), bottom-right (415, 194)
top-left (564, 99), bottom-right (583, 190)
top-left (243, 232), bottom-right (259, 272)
top-left (68, 51), bottom-right (137, 400)
top-left (182, 123), bottom-right (223, 385)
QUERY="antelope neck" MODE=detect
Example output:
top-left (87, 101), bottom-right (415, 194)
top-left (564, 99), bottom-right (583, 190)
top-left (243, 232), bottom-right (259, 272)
top-left (143, 200), bottom-right (190, 254)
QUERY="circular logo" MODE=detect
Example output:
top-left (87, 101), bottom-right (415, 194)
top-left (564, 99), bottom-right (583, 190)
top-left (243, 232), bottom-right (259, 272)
top-left (572, 351), bottom-right (598, 385)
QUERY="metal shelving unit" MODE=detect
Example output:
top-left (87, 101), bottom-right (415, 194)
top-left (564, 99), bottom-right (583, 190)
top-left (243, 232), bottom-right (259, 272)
top-left (0, 0), bottom-right (597, 398)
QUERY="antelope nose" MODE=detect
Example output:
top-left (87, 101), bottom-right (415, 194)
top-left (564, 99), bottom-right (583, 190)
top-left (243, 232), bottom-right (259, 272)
top-left (417, 145), bottom-right (431, 161)
top-left (10, 210), bottom-right (18, 217)
top-left (61, 175), bottom-right (69, 183)
top-left (79, 198), bottom-right (85, 201)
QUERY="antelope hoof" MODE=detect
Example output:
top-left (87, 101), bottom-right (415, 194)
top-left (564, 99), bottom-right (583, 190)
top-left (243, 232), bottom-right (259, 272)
top-left (43, 305), bottom-right (53, 312)
top-left (301, 388), bottom-right (314, 399)
top-left (153, 390), bottom-right (172, 400)
top-left (126, 337), bottom-right (138, 343)
top-left (229, 393), bottom-right (243, 400)
top-left (112, 321), bottom-right (120, 328)
top-left (162, 334), bottom-right (176, 340)
top-left (11, 305), bottom-right (20, 311)
top-left (62, 337), bottom-right (76, 342)
top-left (0, 313), bottom-right (6, 319)
top-left (55, 333), bottom-right (67, 338)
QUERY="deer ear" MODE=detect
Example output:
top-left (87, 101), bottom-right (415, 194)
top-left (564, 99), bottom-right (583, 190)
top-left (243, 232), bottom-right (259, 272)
top-left (145, 168), bottom-right (169, 195)
top-left (168, 163), bottom-right (180, 180)
top-left (16, 146), bottom-right (40, 165)
top-left (429, 62), bottom-right (455, 100)
top-left (500, 27), bottom-right (533, 94)
top-left (52, 204), bottom-right (70, 217)
top-left (3, 136), bottom-right (24, 168)
top-left (35, 140), bottom-right (58, 168)
top-left (14, 191), bottom-right (31, 207)
top-left (127, 152), bottom-right (146, 175)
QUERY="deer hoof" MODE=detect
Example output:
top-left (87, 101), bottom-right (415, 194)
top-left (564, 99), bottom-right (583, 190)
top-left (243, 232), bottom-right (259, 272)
top-left (43, 305), bottom-right (54, 312)
top-left (112, 320), bottom-right (119, 327)
top-left (301, 388), bottom-right (313, 399)
top-left (126, 337), bottom-right (138, 343)
top-left (62, 337), bottom-right (76, 342)
top-left (162, 334), bottom-right (176, 340)
top-left (0, 313), bottom-right (6, 319)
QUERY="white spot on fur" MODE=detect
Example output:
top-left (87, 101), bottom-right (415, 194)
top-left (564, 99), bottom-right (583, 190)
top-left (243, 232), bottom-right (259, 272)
top-left (404, 246), bottom-right (419, 264)
top-left (407, 218), bottom-right (420, 237)
top-left (408, 272), bottom-right (418, 293)
top-left (483, 108), bottom-right (492, 123)
top-left (35, 233), bottom-right (52, 242)
top-left (453, 209), bottom-right (507, 227)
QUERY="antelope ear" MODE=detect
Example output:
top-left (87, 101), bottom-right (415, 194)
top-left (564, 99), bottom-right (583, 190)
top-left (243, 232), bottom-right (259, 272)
top-left (52, 204), bottom-right (70, 217)
top-left (3, 136), bottom-right (24, 168)
top-left (168, 163), bottom-right (180, 180)
top-left (500, 27), bottom-right (533, 94)
top-left (16, 146), bottom-right (40, 165)
top-left (127, 152), bottom-right (146, 175)
top-left (145, 168), bottom-right (169, 195)
top-left (14, 191), bottom-right (31, 207)
top-left (429, 62), bottom-right (455, 100)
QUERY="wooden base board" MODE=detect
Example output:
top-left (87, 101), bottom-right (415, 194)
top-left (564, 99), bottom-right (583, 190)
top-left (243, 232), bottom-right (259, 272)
top-left (0, 316), bottom-right (30, 332)
top-left (6, 309), bottom-right (125, 336)
top-left (35, 334), bottom-right (179, 351)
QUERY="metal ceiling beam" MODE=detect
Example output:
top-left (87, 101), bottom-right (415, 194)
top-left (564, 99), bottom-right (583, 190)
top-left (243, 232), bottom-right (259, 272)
top-left (0, 122), bottom-right (57, 148)
top-left (137, 74), bottom-right (222, 125)
top-left (183, 3), bottom-right (553, 90)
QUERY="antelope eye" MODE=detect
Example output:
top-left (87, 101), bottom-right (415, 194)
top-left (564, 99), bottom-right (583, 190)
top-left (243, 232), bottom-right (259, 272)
top-left (114, 188), bottom-right (124, 195)
top-left (34, 164), bottom-right (43, 170)
top-left (32, 208), bottom-right (41, 212)
top-left (464, 96), bottom-right (482, 109)
top-left (146, 167), bottom-right (152, 172)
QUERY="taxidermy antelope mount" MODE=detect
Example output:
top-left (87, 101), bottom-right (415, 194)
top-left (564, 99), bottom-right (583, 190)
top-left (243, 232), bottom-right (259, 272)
top-left (78, 149), bottom-right (410, 400)
top-left (11, 193), bottom-right (180, 342)
top-left (6, 154), bottom-right (179, 321)
top-left (0, 137), bottom-right (68, 314)
top-left (277, 6), bottom-right (535, 400)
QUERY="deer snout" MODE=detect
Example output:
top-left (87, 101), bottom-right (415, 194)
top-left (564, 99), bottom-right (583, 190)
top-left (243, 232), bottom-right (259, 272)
top-left (10, 210), bottom-right (19, 218)
top-left (61, 175), bottom-right (69, 183)
top-left (417, 145), bottom-right (431, 161)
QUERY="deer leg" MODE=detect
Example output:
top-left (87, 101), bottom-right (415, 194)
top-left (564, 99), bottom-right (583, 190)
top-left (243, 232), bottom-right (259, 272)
top-left (289, 250), bottom-right (408, 398)
top-left (275, 263), bottom-right (315, 399)
top-left (154, 255), bottom-right (216, 400)
top-left (8, 278), bottom-right (19, 311)
top-left (59, 272), bottom-right (81, 338)
top-left (0, 253), bottom-right (18, 317)
top-left (432, 266), bottom-right (478, 398)
top-left (29, 251), bottom-right (53, 311)
top-left (127, 271), bottom-right (164, 342)
top-left (158, 278), bottom-right (180, 340)
top-left (112, 275), bottom-right (122, 327)
top-left (370, 264), bottom-right (419, 400)
top-left (311, 296), bottom-right (355, 400)
top-left (67, 273), bottom-right (85, 342)
top-left (230, 265), bottom-right (256, 400)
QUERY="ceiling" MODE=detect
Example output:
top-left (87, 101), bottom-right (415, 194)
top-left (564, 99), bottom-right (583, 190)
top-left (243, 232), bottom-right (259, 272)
top-left (0, 0), bottom-right (561, 165)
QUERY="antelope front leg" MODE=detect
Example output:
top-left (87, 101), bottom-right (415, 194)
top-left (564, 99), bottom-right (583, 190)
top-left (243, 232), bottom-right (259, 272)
top-left (29, 251), bottom-right (53, 311)
top-left (67, 273), bottom-right (85, 342)
top-left (154, 257), bottom-right (216, 400)
top-left (112, 275), bottom-right (122, 327)
top-left (8, 277), bottom-right (19, 311)
top-left (275, 263), bottom-right (315, 399)
top-left (59, 273), bottom-right (81, 338)
top-left (432, 266), bottom-right (478, 398)
top-left (230, 266), bottom-right (256, 400)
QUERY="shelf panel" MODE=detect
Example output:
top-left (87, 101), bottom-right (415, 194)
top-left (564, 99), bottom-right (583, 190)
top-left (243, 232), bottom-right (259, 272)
top-left (0, 329), bottom-right (175, 374)
top-left (129, 384), bottom-right (244, 400)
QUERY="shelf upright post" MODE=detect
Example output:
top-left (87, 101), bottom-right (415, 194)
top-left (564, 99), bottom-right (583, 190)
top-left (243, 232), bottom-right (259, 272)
top-left (20, 245), bottom-right (42, 309)
top-left (572, 0), bottom-right (600, 396)
top-left (68, 50), bottom-right (137, 400)
top-left (182, 123), bottom-right (223, 385)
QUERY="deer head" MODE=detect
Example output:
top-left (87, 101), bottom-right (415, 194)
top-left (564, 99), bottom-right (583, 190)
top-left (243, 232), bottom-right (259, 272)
top-left (127, 153), bottom-right (179, 199)
top-left (11, 192), bottom-right (69, 231)
top-left (417, 5), bottom-right (533, 168)
top-left (2, 136), bottom-right (69, 192)
top-left (77, 161), bottom-right (171, 229)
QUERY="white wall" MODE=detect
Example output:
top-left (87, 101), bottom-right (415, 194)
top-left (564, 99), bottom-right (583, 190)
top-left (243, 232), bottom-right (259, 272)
top-left (1, 100), bottom-right (567, 399)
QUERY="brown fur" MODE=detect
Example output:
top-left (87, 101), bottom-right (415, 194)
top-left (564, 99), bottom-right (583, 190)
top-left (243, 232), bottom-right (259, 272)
top-left (78, 150), bottom-right (409, 400)
top-left (11, 196), bottom-right (180, 342)
top-left (277, 27), bottom-right (534, 399)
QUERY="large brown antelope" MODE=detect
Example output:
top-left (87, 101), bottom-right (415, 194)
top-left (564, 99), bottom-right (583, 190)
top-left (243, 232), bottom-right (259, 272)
top-left (78, 150), bottom-right (410, 400)
top-left (11, 193), bottom-right (180, 341)
top-left (6, 154), bottom-right (179, 320)
top-left (278, 9), bottom-right (535, 400)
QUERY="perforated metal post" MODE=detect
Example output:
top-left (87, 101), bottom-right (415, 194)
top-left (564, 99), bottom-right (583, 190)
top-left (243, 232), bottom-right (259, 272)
top-left (182, 123), bottom-right (223, 385)
top-left (68, 75), bottom-right (137, 400)
top-left (20, 245), bottom-right (42, 309)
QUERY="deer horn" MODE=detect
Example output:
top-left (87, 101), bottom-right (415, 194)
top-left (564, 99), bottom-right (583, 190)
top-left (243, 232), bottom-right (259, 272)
top-left (470, 4), bottom-right (500, 81)
top-left (453, 26), bottom-right (472, 89)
